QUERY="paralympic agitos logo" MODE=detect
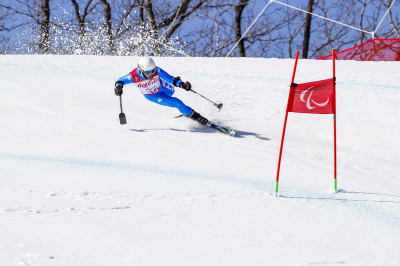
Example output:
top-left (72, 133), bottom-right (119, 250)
top-left (300, 86), bottom-right (330, 110)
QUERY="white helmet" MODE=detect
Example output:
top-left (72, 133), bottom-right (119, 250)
top-left (138, 56), bottom-right (156, 76)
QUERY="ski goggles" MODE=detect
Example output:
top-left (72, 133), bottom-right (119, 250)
top-left (141, 68), bottom-right (156, 76)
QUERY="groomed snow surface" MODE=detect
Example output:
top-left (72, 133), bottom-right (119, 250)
top-left (1, 56), bottom-right (399, 265)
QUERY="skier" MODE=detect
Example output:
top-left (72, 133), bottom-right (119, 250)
top-left (114, 56), bottom-right (209, 125)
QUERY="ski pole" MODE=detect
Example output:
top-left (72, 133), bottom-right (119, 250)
top-left (119, 95), bottom-right (127, 124)
top-left (190, 89), bottom-right (223, 111)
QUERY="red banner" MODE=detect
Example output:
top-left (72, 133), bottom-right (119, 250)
top-left (287, 78), bottom-right (335, 114)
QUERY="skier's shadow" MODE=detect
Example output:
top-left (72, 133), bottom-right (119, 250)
top-left (235, 130), bottom-right (270, 140)
top-left (130, 128), bottom-right (270, 140)
top-left (129, 128), bottom-right (212, 134)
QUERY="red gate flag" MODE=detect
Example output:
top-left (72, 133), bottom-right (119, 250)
top-left (275, 49), bottom-right (337, 197)
top-left (287, 78), bottom-right (336, 114)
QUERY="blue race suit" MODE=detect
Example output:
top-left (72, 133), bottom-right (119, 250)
top-left (117, 67), bottom-right (192, 116)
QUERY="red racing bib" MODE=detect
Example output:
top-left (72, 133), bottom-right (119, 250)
top-left (130, 68), bottom-right (161, 95)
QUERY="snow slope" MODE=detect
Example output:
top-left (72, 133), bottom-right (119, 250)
top-left (1, 55), bottom-right (399, 266)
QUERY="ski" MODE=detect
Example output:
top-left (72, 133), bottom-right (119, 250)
top-left (175, 114), bottom-right (236, 137)
top-left (207, 122), bottom-right (236, 137)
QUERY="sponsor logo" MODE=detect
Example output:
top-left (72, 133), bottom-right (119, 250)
top-left (300, 86), bottom-right (330, 110)
top-left (137, 77), bottom-right (159, 88)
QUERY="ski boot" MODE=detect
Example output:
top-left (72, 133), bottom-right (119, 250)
top-left (187, 110), bottom-right (209, 126)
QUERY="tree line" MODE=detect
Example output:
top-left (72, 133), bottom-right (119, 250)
top-left (0, 0), bottom-right (399, 58)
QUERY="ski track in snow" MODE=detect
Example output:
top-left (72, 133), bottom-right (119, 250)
top-left (0, 153), bottom-right (268, 190)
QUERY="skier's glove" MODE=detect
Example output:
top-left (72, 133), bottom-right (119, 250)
top-left (179, 81), bottom-right (192, 91)
top-left (115, 81), bottom-right (124, 96)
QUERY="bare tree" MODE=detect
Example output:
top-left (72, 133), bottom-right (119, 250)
top-left (308, 0), bottom-right (358, 58)
top-left (234, 0), bottom-right (250, 57)
top-left (356, 0), bottom-right (375, 43)
top-left (63, 0), bottom-right (144, 55)
top-left (302, 0), bottom-right (315, 58)
top-left (0, 6), bottom-right (8, 32)
top-left (0, 6), bottom-right (10, 53)
top-left (190, 1), bottom-right (289, 57)
top-left (39, 0), bottom-right (50, 54)
top-left (0, 0), bottom-right (58, 54)
top-left (282, 4), bottom-right (304, 58)
top-left (181, 3), bottom-right (234, 57)
top-left (98, 0), bottom-right (114, 53)
top-left (138, 0), bottom-right (208, 55)
top-left (382, 0), bottom-right (400, 37)
top-left (67, 0), bottom-right (209, 55)
top-left (69, 0), bottom-right (95, 36)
